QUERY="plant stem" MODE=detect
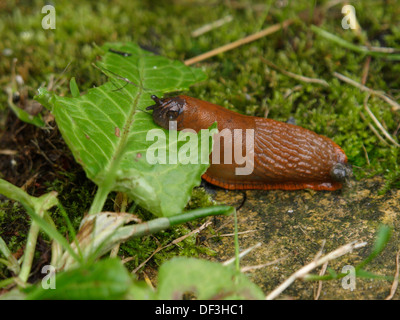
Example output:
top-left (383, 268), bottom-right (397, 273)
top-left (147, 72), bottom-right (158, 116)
top-left (88, 186), bottom-right (110, 215)
top-left (0, 258), bottom-right (10, 267)
top-left (110, 206), bottom-right (235, 245)
top-left (18, 193), bottom-right (59, 282)
top-left (0, 236), bottom-right (19, 274)
top-left (19, 216), bottom-right (41, 282)
top-left (233, 210), bottom-right (240, 273)
top-left (168, 205), bottom-right (234, 225)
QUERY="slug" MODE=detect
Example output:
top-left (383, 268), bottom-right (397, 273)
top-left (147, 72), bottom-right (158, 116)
top-left (146, 95), bottom-right (352, 191)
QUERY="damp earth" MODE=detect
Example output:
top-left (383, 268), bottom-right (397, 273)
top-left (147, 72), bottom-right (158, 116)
top-left (199, 176), bottom-right (399, 300)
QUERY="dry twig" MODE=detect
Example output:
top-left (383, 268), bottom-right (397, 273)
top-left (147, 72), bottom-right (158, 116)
top-left (262, 58), bottom-right (329, 87)
top-left (385, 250), bottom-right (400, 300)
top-left (333, 72), bottom-right (400, 111)
top-left (191, 15), bottom-right (233, 37)
top-left (362, 95), bottom-right (400, 147)
top-left (184, 19), bottom-right (293, 65)
top-left (241, 255), bottom-right (288, 273)
top-left (0, 149), bottom-right (18, 156)
top-left (222, 242), bottom-right (262, 266)
top-left (132, 220), bottom-right (212, 274)
top-left (265, 240), bottom-right (367, 300)
top-left (361, 56), bottom-right (371, 86)
top-left (314, 262), bottom-right (328, 300)
top-left (359, 112), bottom-right (390, 146)
top-left (209, 229), bottom-right (257, 238)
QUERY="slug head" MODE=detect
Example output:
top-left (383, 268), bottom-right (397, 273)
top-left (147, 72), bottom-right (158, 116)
top-left (146, 95), bottom-right (185, 130)
top-left (330, 162), bottom-right (353, 186)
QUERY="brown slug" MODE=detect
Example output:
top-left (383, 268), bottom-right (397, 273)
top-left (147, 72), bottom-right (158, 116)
top-left (146, 95), bottom-right (352, 191)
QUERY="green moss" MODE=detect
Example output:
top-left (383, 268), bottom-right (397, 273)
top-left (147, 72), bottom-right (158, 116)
top-left (44, 171), bottom-right (95, 234)
top-left (0, 200), bottom-right (29, 279)
top-left (116, 187), bottom-right (217, 272)
top-left (186, 187), bottom-right (215, 210)
top-left (119, 222), bottom-right (215, 273)
top-left (0, 201), bottom-right (29, 252)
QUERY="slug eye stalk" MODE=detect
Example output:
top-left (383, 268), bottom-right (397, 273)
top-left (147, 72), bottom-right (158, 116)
top-left (146, 95), bottom-right (162, 111)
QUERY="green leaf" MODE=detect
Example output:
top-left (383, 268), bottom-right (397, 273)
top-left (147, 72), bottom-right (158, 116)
top-left (371, 225), bottom-right (392, 257)
top-left (355, 269), bottom-right (392, 281)
top-left (128, 281), bottom-right (156, 300)
top-left (156, 257), bottom-right (265, 300)
top-left (5, 83), bottom-right (45, 127)
top-left (8, 101), bottom-right (46, 127)
top-left (6, 89), bottom-right (45, 128)
top-left (35, 42), bottom-right (210, 217)
top-left (356, 224), bottom-right (392, 270)
top-left (311, 25), bottom-right (400, 61)
top-left (26, 258), bottom-right (132, 300)
top-left (69, 77), bottom-right (80, 98)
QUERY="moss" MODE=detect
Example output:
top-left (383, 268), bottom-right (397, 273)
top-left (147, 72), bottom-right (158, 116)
top-left (44, 170), bottom-right (96, 234)
top-left (186, 187), bottom-right (215, 210)
top-left (0, 200), bottom-right (29, 279)
top-left (119, 221), bottom-right (215, 274)
top-left (0, 200), bottom-right (29, 252)
top-left (120, 187), bottom-right (216, 271)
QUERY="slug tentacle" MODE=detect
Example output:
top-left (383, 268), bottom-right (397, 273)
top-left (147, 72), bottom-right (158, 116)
top-left (145, 95), bottom-right (162, 111)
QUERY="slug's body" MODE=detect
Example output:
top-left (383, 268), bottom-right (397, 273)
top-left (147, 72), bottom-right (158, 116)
top-left (147, 95), bottom-right (351, 191)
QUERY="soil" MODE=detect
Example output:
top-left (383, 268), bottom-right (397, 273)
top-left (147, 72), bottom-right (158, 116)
top-left (201, 176), bottom-right (400, 300)
top-left (0, 111), bottom-right (73, 192)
